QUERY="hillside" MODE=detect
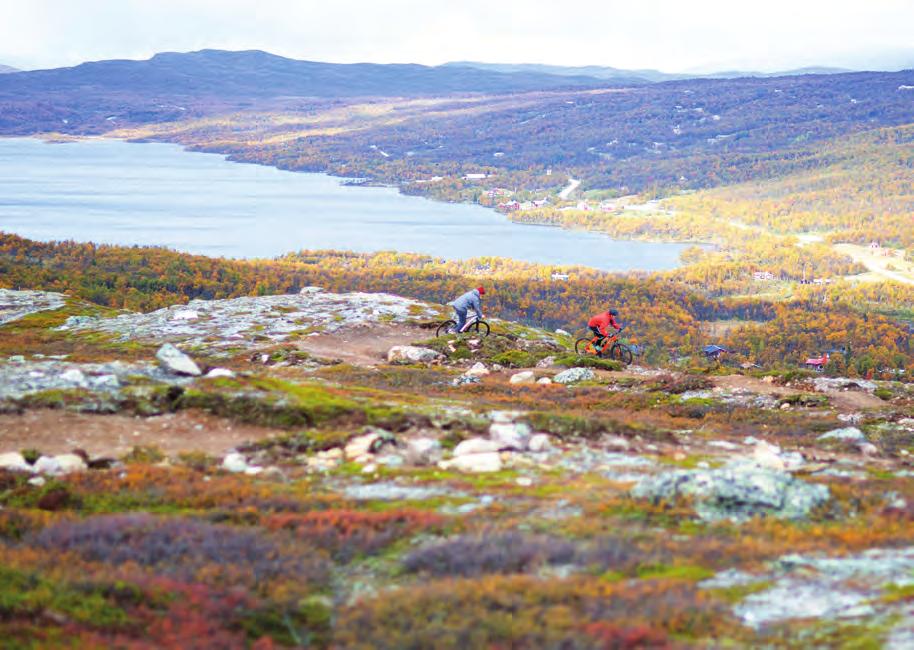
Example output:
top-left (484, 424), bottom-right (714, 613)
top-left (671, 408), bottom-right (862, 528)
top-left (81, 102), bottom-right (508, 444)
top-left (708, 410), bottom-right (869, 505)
top-left (0, 64), bottom-right (18, 74)
top-left (0, 283), bottom-right (912, 646)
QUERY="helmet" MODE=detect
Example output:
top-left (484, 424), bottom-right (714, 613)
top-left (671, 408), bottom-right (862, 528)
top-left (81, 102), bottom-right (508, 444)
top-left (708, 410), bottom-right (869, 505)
top-left (608, 309), bottom-right (618, 316)
top-left (477, 286), bottom-right (486, 295)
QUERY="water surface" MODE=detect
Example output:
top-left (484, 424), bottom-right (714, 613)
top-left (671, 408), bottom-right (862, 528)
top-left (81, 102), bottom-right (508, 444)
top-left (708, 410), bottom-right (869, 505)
top-left (0, 138), bottom-right (697, 271)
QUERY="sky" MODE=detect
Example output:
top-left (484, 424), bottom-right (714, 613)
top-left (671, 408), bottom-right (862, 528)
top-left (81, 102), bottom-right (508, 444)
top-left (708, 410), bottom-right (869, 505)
top-left (2, 0), bottom-right (912, 73)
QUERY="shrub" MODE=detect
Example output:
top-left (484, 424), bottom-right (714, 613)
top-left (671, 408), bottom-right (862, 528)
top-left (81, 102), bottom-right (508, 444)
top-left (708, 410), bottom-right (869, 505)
top-left (32, 514), bottom-right (329, 590)
top-left (403, 532), bottom-right (576, 577)
top-left (490, 350), bottom-right (538, 368)
top-left (266, 509), bottom-right (445, 562)
top-left (645, 374), bottom-right (713, 395)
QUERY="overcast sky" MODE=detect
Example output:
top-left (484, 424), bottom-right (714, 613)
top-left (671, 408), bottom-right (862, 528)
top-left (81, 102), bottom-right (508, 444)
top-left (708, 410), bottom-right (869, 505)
top-left (2, 0), bottom-right (912, 73)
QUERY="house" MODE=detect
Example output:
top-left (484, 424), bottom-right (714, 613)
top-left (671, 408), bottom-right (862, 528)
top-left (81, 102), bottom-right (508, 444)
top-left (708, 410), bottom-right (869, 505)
top-left (703, 345), bottom-right (730, 361)
top-left (532, 199), bottom-right (549, 208)
top-left (518, 201), bottom-right (535, 211)
top-left (497, 201), bottom-right (520, 212)
top-left (753, 271), bottom-right (776, 281)
top-left (550, 273), bottom-right (569, 281)
top-left (485, 187), bottom-right (513, 198)
top-left (463, 173), bottom-right (487, 180)
top-left (575, 201), bottom-right (592, 211)
top-left (804, 352), bottom-right (830, 372)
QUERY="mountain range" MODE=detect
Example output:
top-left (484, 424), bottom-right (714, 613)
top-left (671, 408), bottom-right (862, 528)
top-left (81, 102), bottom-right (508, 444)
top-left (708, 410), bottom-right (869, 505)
top-left (0, 64), bottom-right (19, 74)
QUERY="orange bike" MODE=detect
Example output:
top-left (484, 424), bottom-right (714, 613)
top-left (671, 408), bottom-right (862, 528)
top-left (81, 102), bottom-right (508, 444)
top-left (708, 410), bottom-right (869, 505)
top-left (574, 329), bottom-right (634, 365)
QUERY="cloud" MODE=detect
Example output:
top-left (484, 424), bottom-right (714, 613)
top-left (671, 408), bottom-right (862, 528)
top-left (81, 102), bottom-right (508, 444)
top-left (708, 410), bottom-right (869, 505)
top-left (1, 0), bottom-right (912, 72)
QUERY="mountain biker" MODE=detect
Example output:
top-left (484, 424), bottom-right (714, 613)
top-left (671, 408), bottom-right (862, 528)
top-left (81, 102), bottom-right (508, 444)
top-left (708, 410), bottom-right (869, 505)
top-left (449, 287), bottom-right (485, 333)
top-left (588, 309), bottom-right (623, 344)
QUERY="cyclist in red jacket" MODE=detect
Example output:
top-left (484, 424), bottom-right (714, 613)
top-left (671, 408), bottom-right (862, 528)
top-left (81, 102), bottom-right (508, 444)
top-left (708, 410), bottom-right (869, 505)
top-left (588, 309), bottom-right (622, 340)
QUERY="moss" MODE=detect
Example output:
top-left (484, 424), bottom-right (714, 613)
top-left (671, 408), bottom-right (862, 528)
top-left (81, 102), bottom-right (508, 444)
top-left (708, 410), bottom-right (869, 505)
top-left (874, 388), bottom-right (894, 401)
top-left (708, 581), bottom-right (773, 604)
top-left (0, 566), bottom-right (131, 628)
top-left (553, 355), bottom-right (623, 371)
top-left (881, 583), bottom-right (914, 603)
top-left (490, 350), bottom-right (537, 368)
top-left (636, 564), bottom-right (714, 582)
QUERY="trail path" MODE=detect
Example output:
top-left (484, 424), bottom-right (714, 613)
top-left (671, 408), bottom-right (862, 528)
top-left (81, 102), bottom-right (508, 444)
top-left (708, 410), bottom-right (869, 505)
top-left (295, 324), bottom-right (431, 366)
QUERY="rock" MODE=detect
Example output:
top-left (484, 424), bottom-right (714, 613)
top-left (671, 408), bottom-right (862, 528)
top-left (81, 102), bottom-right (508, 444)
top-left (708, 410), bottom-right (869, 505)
top-left (8, 355), bottom-right (26, 363)
top-left (260, 466), bottom-right (287, 482)
top-left (34, 454), bottom-right (87, 476)
top-left (0, 452), bottom-right (31, 473)
top-left (509, 370), bottom-right (536, 385)
top-left (306, 448), bottom-right (343, 472)
top-left (734, 579), bottom-right (873, 628)
top-left (604, 435), bottom-right (630, 450)
top-left (818, 427), bottom-right (866, 443)
top-left (489, 421), bottom-right (532, 450)
top-left (528, 433), bottom-right (553, 453)
top-left (553, 367), bottom-right (596, 384)
top-left (155, 343), bottom-right (202, 376)
top-left (464, 362), bottom-right (489, 377)
top-left (387, 345), bottom-right (442, 364)
top-left (536, 377), bottom-right (553, 385)
top-left (299, 286), bottom-right (323, 295)
top-left (451, 375), bottom-right (480, 386)
top-left (440, 452), bottom-right (503, 473)
top-left (779, 402), bottom-right (791, 410)
top-left (345, 430), bottom-right (395, 462)
top-left (857, 442), bottom-right (879, 456)
top-left (516, 476), bottom-right (534, 487)
top-left (244, 465), bottom-right (264, 476)
top-left (708, 440), bottom-right (739, 451)
top-left (28, 476), bottom-right (46, 487)
top-left (536, 356), bottom-right (557, 368)
top-left (405, 437), bottom-right (442, 466)
top-left (555, 329), bottom-right (571, 336)
top-left (172, 309), bottom-right (199, 321)
top-left (453, 438), bottom-right (500, 456)
top-left (631, 460), bottom-right (830, 522)
top-left (59, 368), bottom-right (87, 384)
top-left (205, 368), bottom-right (236, 379)
top-left (813, 377), bottom-right (877, 393)
top-left (222, 452), bottom-right (248, 473)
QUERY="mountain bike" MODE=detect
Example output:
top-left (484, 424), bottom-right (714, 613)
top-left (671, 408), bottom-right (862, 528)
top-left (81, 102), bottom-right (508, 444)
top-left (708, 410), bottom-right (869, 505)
top-left (574, 329), bottom-right (634, 365)
top-left (436, 314), bottom-right (491, 338)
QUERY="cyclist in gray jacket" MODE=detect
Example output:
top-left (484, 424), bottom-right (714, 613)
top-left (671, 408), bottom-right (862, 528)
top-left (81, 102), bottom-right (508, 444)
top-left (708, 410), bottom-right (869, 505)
top-left (449, 287), bottom-right (485, 333)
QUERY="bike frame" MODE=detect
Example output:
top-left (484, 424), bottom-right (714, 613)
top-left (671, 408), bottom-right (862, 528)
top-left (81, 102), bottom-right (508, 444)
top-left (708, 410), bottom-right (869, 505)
top-left (460, 315), bottom-right (481, 332)
top-left (590, 332), bottom-right (619, 353)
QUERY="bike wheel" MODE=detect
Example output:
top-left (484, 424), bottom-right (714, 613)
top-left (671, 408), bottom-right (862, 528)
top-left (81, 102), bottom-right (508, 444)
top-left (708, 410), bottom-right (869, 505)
top-left (436, 320), bottom-right (458, 337)
top-left (575, 337), bottom-right (601, 356)
top-left (610, 343), bottom-right (634, 365)
top-left (472, 321), bottom-right (490, 337)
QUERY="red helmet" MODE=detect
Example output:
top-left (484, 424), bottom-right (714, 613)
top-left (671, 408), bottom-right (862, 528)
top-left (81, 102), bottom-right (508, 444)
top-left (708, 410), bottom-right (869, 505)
top-left (477, 286), bottom-right (486, 295)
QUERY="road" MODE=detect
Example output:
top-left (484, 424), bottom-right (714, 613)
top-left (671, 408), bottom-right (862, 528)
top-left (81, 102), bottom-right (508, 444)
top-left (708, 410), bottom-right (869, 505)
top-left (558, 177), bottom-right (581, 200)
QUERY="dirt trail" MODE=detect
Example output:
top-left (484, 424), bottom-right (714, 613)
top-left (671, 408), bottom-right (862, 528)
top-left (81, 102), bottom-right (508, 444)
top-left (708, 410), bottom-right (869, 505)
top-left (0, 410), bottom-right (276, 457)
top-left (712, 374), bottom-right (885, 411)
top-left (295, 325), bottom-right (432, 366)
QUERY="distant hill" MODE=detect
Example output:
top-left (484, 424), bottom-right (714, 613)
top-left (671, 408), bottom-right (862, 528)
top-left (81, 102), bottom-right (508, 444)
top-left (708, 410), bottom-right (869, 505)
top-left (0, 64), bottom-right (18, 74)
top-left (444, 61), bottom-right (855, 82)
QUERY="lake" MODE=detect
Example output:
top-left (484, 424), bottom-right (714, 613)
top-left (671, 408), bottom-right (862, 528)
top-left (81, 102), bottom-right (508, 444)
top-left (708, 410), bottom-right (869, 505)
top-left (0, 137), bottom-right (697, 271)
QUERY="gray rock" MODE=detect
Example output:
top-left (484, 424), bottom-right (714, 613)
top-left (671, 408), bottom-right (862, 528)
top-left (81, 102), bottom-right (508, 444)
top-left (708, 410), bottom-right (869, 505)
top-left (489, 421), bottom-right (532, 450)
top-left (341, 482), bottom-right (454, 501)
top-left (222, 452), bottom-right (248, 473)
top-left (813, 377), bottom-right (877, 393)
top-left (817, 427), bottom-right (866, 442)
top-left (440, 451), bottom-right (503, 473)
top-left (631, 460), bottom-right (830, 522)
top-left (205, 368), bottom-right (236, 379)
top-left (0, 452), bottom-right (31, 472)
top-left (734, 579), bottom-right (873, 627)
top-left (156, 343), bottom-right (202, 376)
top-left (553, 367), bottom-right (596, 384)
top-left (0, 289), bottom-right (66, 327)
top-left (451, 375), bottom-right (480, 386)
top-left (464, 362), bottom-right (489, 377)
top-left (528, 433), bottom-right (553, 453)
top-left (33, 454), bottom-right (87, 476)
top-left (536, 356), bottom-right (557, 368)
top-left (405, 437), bottom-right (442, 466)
top-left (387, 346), bottom-right (442, 364)
top-left (509, 370), bottom-right (535, 384)
top-left (453, 438), bottom-right (500, 456)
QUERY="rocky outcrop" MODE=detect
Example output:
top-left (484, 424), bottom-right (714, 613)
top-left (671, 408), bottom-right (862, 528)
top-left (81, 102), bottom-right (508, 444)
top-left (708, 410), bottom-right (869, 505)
top-left (631, 460), bottom-right (830, 522)
top-left (817, 427), bottom-right (866, 442)
top-left (509, 370), bottom-right (535, 385)
top-left (63, 289), bottom-right (441, 349)
top-left (0, 289), bottom-right (66, 326)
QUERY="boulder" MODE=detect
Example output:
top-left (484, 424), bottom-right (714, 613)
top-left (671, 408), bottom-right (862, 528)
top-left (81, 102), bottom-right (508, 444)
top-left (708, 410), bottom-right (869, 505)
top-left (817, 427), bottom-right (866, 443)
top-left (464, 362), bottom-right (490, 377)
top-left (387, 346), bottom-right (442, 364)
top-left (345, 430), bottom-right (396, 462)
top-left (536, 356), bottom-right (556, 368)
top-left (306, 448), bottom-right (343, 472)
top-left (536, 377), bottom-right (553, 385)
top-left (59, 368), bottom-right (87, 385)
top-left (156, 343), bottom-right (202, 376)
top-left (0, 452), bottom-right (31, 473)
top-left (172, 310), bottom-right (199, 321)
top-left (453, 438), bottom-right (500, 456)
top-left (489, 421), bottom-right (532, 450)
top-left (509, 370), bottom-right (536, 385)
top-left (205, 368), bottom-right (236, 379)
top-left (33, 454), bottom-right (87, 476)
top-left (440, 452), bottom-right (503, 473)
top-left (222, 452), bottom-right (248, 473)
top-left (405, 437), bottom-right (442, 466)
top-left (528, 433), bottom-right (553, 453)
top-left (553, 367), bottom-right (596, 385)
top-left (631, 460), bottom-right (830, 522)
